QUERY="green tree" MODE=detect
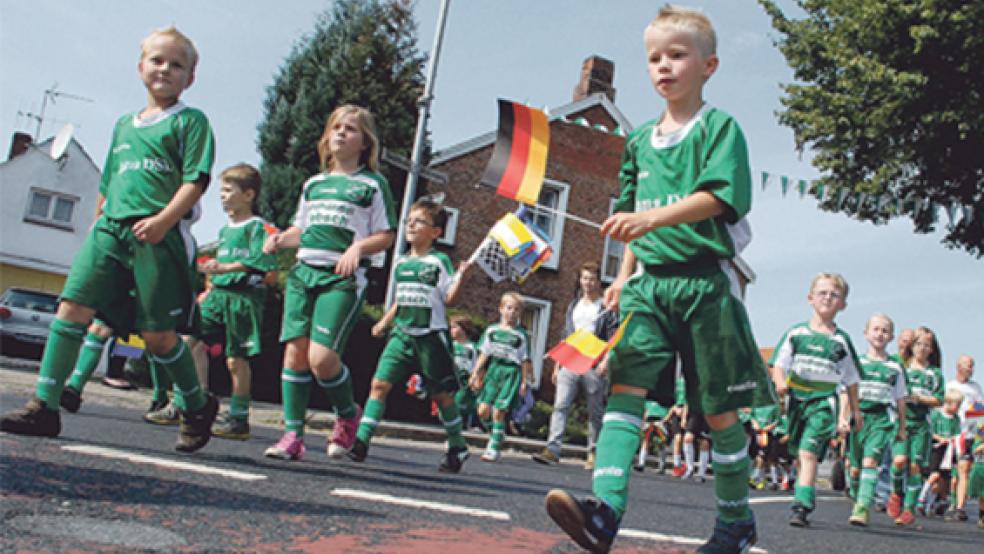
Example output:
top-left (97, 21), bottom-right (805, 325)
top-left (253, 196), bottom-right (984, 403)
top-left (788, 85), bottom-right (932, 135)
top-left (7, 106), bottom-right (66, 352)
top-left (758, 0), bottom-right (983, 256)
top-left (256, 0), bottom-right (426, 231)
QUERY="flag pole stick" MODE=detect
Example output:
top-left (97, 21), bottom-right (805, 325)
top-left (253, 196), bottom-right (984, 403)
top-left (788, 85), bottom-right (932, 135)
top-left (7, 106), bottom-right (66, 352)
top-left (526, 201), bottom-right (603, 229)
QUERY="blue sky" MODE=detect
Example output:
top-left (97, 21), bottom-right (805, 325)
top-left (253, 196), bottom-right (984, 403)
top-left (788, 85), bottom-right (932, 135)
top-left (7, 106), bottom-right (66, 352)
top-left (2, 1), bottom-right (980, 380)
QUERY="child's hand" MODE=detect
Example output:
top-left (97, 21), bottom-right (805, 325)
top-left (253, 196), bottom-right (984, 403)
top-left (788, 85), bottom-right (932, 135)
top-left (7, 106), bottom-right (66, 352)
top-left (836, 415), bottom-right (851, 435)
top-left (335, 243), bottom-right (362, 277)
top-left (133, 215), bottom-right (170, 244)
top-left (263, 233), bottom-right (281, 254)
top-left (519, 382), bottom-right (527, 398)
top-left (468, 375), bottom-right (482, 392)
top-left (603, 277), bottom-right (626, 311)
top-left (600, 211), bottom-right (657, 242)
top-left (198, 259), bottom-right (222, 274)
top-left (371, 320), bottom-right (388, 338)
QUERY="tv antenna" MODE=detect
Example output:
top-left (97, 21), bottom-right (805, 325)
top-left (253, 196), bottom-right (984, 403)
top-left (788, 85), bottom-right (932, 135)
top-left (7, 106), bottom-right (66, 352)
top-left (26, 83), bottom-right (94, 140)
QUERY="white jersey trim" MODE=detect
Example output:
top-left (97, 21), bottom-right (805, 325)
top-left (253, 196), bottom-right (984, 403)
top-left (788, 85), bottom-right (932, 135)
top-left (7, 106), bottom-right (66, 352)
top-left (132, 101), bottom-right (187, 128)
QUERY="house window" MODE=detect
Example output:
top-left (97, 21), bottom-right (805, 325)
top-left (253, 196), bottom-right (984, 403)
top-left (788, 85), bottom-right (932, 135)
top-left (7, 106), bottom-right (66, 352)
top-left (601, 198), bottom-right (626, 282)
top-left (437, 206), bottom-right (459, 246)
top-left (24, 188), bottom-right (77, 230)
top-left (526, 179), bottom-right (569, 270)
top-left (520, 295), bottom-right (552, 389)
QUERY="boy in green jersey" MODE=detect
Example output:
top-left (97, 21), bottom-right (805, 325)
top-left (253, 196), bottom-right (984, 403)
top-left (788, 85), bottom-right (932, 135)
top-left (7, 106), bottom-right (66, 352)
top-left (1, 27), bottom-right (218, 452)
top-left (347, 199), bottom-right (474, 472)
top-left (917, 390), bottom-right (962, 515)
top-left (771, 273), bottom-right (863, 527)
top-left (544, 6), bottom-right (775, 553)
top-left (449, 315), bottom-right (480, 429)
top-left (845, 313), bottom-right (907, 527)
top-left (468, 292), bottom-right (532, 462)
top-left (195, 164), bottom-right (277, 440)
top-left (887, 326), bottom-right (944, 525)
top-left (262, 105), bottom-right (397, 461)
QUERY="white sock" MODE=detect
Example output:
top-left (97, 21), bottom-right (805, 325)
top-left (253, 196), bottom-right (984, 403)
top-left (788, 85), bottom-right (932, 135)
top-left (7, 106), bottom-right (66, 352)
top-left (918, 481), bottom-right (933, 504)
top-left (683, 442), bottom-right (695, 467)
top-left (698, 449), bottom-right (709, 477)
top-left (673, 452), bottom-right (681, 466)
top-left (770, 465), bottom-right (779, 483)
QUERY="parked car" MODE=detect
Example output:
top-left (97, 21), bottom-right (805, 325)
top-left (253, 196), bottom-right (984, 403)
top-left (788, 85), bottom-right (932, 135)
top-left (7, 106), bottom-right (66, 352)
top-left (0, 287), bottom-right (59, 359)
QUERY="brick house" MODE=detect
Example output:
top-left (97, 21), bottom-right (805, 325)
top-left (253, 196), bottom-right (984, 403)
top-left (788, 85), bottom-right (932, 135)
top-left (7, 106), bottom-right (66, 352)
top-left (422, 56), bottom-right (755, 401)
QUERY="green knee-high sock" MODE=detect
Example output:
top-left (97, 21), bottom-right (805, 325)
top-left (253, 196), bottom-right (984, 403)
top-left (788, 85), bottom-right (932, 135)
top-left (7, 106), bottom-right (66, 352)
top-left (229, 394), bottom-right (250, 421)
top-left (489, 420), bottom-right (506, 452)
top-left (357, 397), bottom-right (385, 443)
top-left (281, 368), bottom-right (312, 436)
top-left (316, 365), bottom-right (357, 419)
top-left (858, 467), bottom-right (878, 508)
top-left (904, 472), bottom-right (922, 510)
top-left (150, 359), bottom-right (171, 404)
top-left (35, 319), bottom-right (88, 409)
top-left (848, 473), bottom-right (860, 499)
top-left (66, 332), bottom-right (109, 392)
top-left (592, 394), bottom-right (645, 519)
top-left (152, 341), bottom-right (206, 412)
top-left (438, 402), bottom-right (466, 449)
top-left (890, 465), bottom-right (906, 495)
top-left (794, 485), bottom-right (816, 511)
top-left (710, 422), bottom-right (754, 523)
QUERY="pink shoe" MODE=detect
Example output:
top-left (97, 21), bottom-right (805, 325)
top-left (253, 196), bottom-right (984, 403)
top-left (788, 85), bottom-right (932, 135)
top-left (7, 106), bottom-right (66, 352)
top-left (264, 431), bottom-right (305, 460)
top-left (327, 406), bottom-right (362, 458)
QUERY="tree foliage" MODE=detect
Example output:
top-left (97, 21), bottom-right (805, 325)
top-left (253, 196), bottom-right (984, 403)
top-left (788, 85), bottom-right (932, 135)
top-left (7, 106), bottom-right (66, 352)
top-left (758, 0), bottom-right (983, 256)
top-left (256, 0), bottom-right (426, 230)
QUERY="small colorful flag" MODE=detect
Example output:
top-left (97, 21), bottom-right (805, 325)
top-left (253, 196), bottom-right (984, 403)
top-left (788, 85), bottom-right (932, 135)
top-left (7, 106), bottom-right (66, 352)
top-left (471, 208), bottom-right (553, 284)
top-left (480, 99), bottom-right (550, 205)
top-left (546, 313), bottom-right (633, 375)
top-left (113, 334), bottom-right (146, 359)
top-left (489, 213), bottom-right (535, 256)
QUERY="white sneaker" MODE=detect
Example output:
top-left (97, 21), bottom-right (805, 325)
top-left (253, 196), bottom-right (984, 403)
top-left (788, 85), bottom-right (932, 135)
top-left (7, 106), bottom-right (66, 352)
top-left (480, 449), bottom-right (501, 462)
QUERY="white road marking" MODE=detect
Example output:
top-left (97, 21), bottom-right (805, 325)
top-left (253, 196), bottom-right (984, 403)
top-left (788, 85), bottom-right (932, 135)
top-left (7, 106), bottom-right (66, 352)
top-left (620, 528), bottom-right (768, 553)
top-left (330, 488), bottom-right (511, 521)
top-left (62, 444), bottom-right (267, 481)
top-left (748, 495), bottom-right (843, 504)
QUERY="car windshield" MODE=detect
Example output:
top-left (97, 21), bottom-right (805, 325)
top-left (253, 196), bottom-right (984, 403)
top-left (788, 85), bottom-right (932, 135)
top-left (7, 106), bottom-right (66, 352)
top-left (1, 289), bottom-right (58, 313)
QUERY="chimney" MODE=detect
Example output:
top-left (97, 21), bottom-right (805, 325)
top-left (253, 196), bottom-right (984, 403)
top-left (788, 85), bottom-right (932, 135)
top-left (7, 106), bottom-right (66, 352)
top-left (573, 55), bottom-right (616, 102)
top-left (8, 132), bottom-right (32, 160)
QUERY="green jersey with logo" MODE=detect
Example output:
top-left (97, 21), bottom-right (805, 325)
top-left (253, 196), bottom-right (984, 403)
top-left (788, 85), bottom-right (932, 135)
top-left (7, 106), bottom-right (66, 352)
top-left (392, 249), bottom-right (455, 335)
top-left (770, 322), bottom-right (861, 401)
top-left (904, 365), bottom-right (944, 423)
top-left (293, 168), bottom-right (396, 267)
top-left (751, 404), bottom-right (781, 428)
top-left (613, 105), bottom-right (752, 266)
top-left (210, 217), bottom-right (278, 289)
top-left (857, 355), bottom-right (907, 412)
top-left (478, 323), bottom-right (530, 369)
top-left (930, 410), bottom-right (961, 439)
top-left (453, 341), bottom-right (477, 376)
top-left (99, 102), bottom-right (215, 219)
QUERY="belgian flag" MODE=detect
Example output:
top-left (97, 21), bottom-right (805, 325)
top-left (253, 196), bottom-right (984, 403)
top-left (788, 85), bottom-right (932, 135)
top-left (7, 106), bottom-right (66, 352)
top-left (480, 99), bottom-right (549, 206)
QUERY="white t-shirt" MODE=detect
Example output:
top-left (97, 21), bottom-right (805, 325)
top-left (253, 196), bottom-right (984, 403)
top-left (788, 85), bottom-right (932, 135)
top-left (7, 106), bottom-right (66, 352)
top-left (946, 378), bottom-right (984, 431)
top-left (572, 297), bottom-right (603, 332)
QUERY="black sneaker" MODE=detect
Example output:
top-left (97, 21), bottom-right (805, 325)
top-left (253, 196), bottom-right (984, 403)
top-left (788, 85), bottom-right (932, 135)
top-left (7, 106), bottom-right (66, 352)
top-left (789, 502), bottom-right (811, 527)
top-left (175, 394), bottom-right (218, 453)
top-left (347, 438), bottom-right (369, 462)
top-left (0, 397), bottom-right (61, 437)
top-left (955, 507), bottom-right (968, 521)
top-left (545, 489), bottom-right (619, 554)
top-left (60, 387), bottom-right (82, 413)
top-left (439, 446), bottom-right (470, 473)
top-left (212, 414), bottom-right (250, 440)
top-left (697, 516), bottom-right (757, 554)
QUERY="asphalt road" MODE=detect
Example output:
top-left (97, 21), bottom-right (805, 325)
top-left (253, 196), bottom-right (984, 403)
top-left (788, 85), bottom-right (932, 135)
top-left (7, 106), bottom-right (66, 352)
top-left (2, 388), bottom-right (981, 553)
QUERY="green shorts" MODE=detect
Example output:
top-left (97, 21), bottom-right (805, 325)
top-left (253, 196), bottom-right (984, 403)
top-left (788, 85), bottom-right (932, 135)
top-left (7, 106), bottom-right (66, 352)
top-left (199, 287), bottom-right (266, 358)
top-left (609, 262), bottom-right (775, 415)
top-left (374, 329), bottom-right (458, 395)
top-left (279, 262), bottom-right (366, 351)
top-left (847, 409), bottom-right (897, 468)
top-left (477, 362), bottom-right (523, 412)
top-left (61, 216), bottom-right (197, 334)
top-left (454, 369), bottom-right (477, 413)
top-left (969, 462), bottom-right (984, 499)
top-left (892, 419), bottom-right (932, 467)
top-left (787, 395), bottom-right (837, 459)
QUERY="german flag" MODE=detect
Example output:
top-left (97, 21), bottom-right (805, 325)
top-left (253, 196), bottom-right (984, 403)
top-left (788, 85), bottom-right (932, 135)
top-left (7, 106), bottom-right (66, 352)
top-left (480, 99), bottom-right (549, 205)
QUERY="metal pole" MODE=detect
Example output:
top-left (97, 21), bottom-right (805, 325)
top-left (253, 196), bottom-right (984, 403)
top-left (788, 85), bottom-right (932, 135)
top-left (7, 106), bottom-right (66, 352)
top-left (385, 0), bottom-right (452, 307)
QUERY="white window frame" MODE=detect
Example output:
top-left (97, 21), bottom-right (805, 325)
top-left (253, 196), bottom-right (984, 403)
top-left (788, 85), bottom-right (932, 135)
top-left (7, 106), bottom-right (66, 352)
top-left (24, 187), bottom-right (78, 231)
top-left (437, 206), bottom-right (459, 246)
top-left (600, 198), bottom-right (625, 283)
top-left (527, 179), bottom-right (569, 270)
top-left (520, 295), bottom-right (552, 389)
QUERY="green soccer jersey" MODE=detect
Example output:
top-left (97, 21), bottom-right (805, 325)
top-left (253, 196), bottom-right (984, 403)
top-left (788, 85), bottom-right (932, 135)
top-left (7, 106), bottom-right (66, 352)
top-left (478, 323), bottom-right (530, 369)
top-left (100, 102), bottom-right (215, 219)
top-left (210, 217), bottom-right (278, 289)
top-left (857, 355), bottom-right (907, 412)
top-left (613, 105), bottom-right (753, 265)
top-left (392, 249), bottom-right (455, 335)
top-left (293, 168), bottom-right (397, 267)
top-left (770, 322), bottom-right (862, 401)
top-left (904, 365), bottom-right (945, 423)
top-left (751, 404), bottom-right (780, 428)
top-left (453, 341), bottom-right (477, 376)
top-left (930, 410), bottom-right (961, 439)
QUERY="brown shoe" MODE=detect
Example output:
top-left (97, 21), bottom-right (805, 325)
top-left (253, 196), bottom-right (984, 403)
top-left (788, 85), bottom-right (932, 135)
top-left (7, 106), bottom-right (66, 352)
top-left (0, 397), bottom-right (61, 437)
top-left (532, 447), bottom-right (559, 465)
top-left (584, 451), bottom-right (596, 471)
top-left (175, 394), bottom-right (218, 453)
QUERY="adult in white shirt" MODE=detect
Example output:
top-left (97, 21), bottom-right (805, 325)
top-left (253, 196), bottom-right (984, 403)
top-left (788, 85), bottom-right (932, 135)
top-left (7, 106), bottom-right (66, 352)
top-left (946, 354), bottom-right (980, 520)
